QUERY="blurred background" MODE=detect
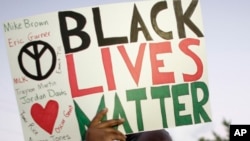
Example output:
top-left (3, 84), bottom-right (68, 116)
top-left (1, 0), bottom-right (250, 140)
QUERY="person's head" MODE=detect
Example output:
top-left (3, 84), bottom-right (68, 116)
top-left (137, 129), bottom-right (172, 141)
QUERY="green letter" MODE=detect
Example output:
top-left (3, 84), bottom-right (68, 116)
top-left (113, 94), bottom-right (133, 133)
top-left (191, 81), bottom-right (211, 123)
top-left (74, 95), bottom-right (106, 140)
top-left (127, 88), bottom-right (147, 131)
top-left (96, 95), bottom-right (107, 121)
top-left (73, 100), bottom-right (91, 140)
top-left (151, 85), bottom-right (171, 128)
top-left (172, 83), bottom-right (192, 126)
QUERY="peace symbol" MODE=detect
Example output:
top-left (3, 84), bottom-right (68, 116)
top-left (18, 41), bottom-right (56, 80)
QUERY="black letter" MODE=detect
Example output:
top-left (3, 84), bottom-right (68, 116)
top-left (174, 0), bottom-right (204, 38)
top-left (58, 11), bottom-right (90, 54)
top-left (130, 4), bottom-right (152, 42)
top-left (92, 7), bottom-right (128, 47)
top-left (151, 1), bottom-right (173, 40)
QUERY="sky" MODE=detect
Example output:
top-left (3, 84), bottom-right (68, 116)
top-left (1, 0), bottom-right (250, 141)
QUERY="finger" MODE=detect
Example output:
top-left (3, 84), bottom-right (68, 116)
top-left (89, 108), bottom-right (108, 127)
top-left (97, 118), bottom-right (125, 128)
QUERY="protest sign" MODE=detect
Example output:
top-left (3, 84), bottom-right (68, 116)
top-left (3, 0), bottom-right (212, 140)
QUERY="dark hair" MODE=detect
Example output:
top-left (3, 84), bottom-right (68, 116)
top-left (126, 129), bottom-right (172, 141)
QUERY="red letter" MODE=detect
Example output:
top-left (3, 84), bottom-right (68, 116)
top-left (150, 42), bottom-right (175, 85)
top-left (179, 38), bottom-right (203, 82)
top-left (101, 48), bottom-right (116, 91)
top-left (118, 43), bottom-right (146, 86)
top-left (66, 54), bottom-right (103, 98)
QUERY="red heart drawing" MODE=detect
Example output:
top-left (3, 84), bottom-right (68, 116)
top-left (31, 100), bottom-right (59, 134)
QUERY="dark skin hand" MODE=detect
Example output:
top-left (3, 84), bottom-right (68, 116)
top-left (85, 108), bottom-right (126, 141)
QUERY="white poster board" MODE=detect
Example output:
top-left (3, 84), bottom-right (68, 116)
top-left (3, 0), bottom-right (211, 140)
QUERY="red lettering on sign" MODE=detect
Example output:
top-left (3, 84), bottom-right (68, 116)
top-left (179, 38), bottom-right (203, 82)
top-left (66, 54), bottom-right (103, 98)
top-left (150, 42), bottom-right (175, 85)
top-left (118, 43), bottom-right (146, 86)
top-left (101, 48), bottom-right (116, 91)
